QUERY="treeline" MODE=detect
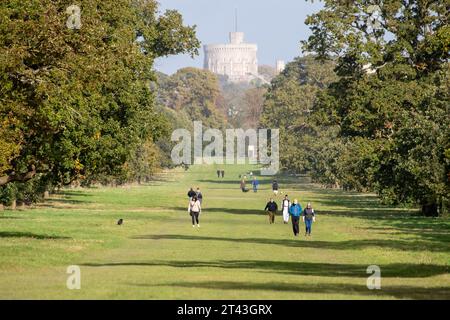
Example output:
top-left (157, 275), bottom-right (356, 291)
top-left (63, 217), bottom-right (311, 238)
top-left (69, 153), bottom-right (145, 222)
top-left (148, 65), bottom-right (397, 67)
top-left (0, 0), bottom-right (199, 207)
top-left (261, 1), bottom-right (449, 216)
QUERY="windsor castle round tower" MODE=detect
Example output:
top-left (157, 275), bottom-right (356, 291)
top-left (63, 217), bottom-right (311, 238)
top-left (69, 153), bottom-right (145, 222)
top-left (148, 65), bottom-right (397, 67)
top-left (204, 32), bottom-right (258, 83)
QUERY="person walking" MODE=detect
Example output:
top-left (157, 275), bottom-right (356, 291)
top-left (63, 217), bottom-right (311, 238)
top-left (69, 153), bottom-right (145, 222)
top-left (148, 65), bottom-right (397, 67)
top-left (289, 199), bottom-right (302, 236)
top-left (221, 170), bottom-right (225, 178)
top-left (281, 195), bottom-right (291, 224)
top-left (196, 188), bottom-right (203, 204)
top-left (264, 198), bottom-right (278, 224)
top-left (240, 179), bottom-right (249, 192)
top-left (217, 170), bottom-right (220, 178)
top-left (302, 202), bottom-right (316, 236)
top-left (252, 177), bottom-right (259, 193)
top-left (187, 187), bottom-right (196, 200)
top-left (272, 180), bottom-right (279, 196)
top-left (189, 196), bottom-right (202, 228)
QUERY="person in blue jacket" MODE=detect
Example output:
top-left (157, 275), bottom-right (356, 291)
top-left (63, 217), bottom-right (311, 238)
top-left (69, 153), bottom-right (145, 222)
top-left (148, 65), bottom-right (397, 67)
top-left (252, 177), bottom-right (259, 192)
top-left (288, 199), bottom-right (302, 236)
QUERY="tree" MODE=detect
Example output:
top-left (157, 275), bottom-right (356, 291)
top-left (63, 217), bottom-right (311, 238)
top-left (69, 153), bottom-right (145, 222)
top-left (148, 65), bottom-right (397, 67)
top-left (157, 67), bottom-right (227, 129)
top-left (242, 87), bottom-right (267, 129)
top-left (0, 0), bottom-right (199, 202)
top-left (260, 56), bottom-right (337, 173)
top-left (258, 65), bottom-right (277, 82)
top-left (302, 0), bottom-right (450, 215)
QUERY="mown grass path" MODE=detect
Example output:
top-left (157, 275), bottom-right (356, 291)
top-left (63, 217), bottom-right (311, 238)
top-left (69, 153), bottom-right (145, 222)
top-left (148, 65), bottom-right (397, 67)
top-left (0, 165), bottom-right (449, 299)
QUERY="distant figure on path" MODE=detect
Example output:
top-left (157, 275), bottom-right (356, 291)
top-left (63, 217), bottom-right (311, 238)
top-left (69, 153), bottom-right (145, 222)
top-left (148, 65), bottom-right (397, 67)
top-left (196, 187), bottom-right (203, 204)
top-left (187, 187), bottom-right (196, 200)
top-left (189, 196), bottom-right (202, 228)
top-left (264, 198), bottom-right (278, 224)
top-left (221, 170), bottom-right (225, 178)
top-left (281, 195), bottom-right (291, 224)
top-left (252, 177), bottom-right (259, 192)
top-left (217, 170), bottom-right (221, 178)
top-left (240, 179), bottom-right (249, 192)
top-left (272, 180), bottom-right (279, 195)
top-left (302, 202), bottom-right (316, 236)
top-left (289, 199), bottom-right (302, 236)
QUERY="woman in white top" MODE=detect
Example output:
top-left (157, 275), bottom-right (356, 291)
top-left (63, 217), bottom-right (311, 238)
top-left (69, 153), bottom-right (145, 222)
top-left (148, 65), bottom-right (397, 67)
top-left (281, 195), bottom-right (291, 224)
top-left (189, 196), bottom-right (202, 228)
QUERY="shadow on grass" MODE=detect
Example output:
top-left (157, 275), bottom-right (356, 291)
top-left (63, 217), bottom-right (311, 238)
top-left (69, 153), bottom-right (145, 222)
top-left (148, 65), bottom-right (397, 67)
top-left (0, 231), bottom-right (71, 240)
top-left (84, 259), bottom-right (449, 278)
top-left (364, 220), bottom-right (450, 246)
top-left (140, 280), bottom-right (450, 299)
top-left (131, 234), bottom-right (450, 253)
top-left (54, 190), bottom-right (93, 197)
top-left (168, 207), bottom-right (268, 216)
top-left (0, 216), bottom-right (24, 219)
top-left (39, 192), bottom-right (93, 209)
top-left (319, 210), bottom-right (415, 219)
top-left (46, 198), bottom-right (88, 205)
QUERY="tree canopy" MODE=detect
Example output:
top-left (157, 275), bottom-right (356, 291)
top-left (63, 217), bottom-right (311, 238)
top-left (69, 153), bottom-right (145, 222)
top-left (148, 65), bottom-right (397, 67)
top-left (0, 0), bottom-right (199, 202)
top-left (299, 0), bottom-right (449, 215)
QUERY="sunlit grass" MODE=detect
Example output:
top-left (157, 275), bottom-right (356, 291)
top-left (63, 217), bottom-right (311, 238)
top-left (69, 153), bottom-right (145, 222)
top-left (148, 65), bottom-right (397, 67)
top-left (0, 165), bottom-right (448, 299)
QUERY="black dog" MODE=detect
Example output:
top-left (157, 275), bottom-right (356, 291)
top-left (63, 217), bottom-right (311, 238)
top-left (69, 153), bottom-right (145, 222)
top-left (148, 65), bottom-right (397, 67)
top-left (117, 219), bottom-right (123, 226)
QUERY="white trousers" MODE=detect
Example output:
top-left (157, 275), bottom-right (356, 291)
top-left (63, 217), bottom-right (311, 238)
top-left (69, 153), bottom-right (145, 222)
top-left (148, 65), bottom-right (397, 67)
top-left (282, 208), bottom-right (289, 222)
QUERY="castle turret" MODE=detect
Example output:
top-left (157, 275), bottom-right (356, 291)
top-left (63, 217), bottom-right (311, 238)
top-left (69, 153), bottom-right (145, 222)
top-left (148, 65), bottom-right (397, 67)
top-left (203, 31), bottom-right (258, 83)
top-left (230, 32), bottom-right (245, 44)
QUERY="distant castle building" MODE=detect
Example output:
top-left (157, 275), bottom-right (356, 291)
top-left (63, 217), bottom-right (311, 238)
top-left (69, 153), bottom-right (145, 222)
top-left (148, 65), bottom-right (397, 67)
top-left (204, 31), bottom-right (259, 83)
top-left (276, 60), bottom-right (286, 74)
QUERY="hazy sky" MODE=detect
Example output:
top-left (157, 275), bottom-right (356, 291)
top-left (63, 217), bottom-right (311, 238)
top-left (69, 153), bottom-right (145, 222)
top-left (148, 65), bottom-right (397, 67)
top-left (154, 0), bottom-right (323, 75)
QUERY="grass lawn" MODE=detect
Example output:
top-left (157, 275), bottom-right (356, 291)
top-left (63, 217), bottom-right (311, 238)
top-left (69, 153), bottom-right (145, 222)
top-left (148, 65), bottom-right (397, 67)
top-left (0, 165), bottom-right (449, 299)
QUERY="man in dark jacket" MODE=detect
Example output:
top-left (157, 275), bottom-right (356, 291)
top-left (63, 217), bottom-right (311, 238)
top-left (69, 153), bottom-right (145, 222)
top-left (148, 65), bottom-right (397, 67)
top-left (272, 180), bottom-right (279, 195)
top-left (187, 188), bottom-right (196, 199)
top-left (264, 198), bottom-right (278, 224)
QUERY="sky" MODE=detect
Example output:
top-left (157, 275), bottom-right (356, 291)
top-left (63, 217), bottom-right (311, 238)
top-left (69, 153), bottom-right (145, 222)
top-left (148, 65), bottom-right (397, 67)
top-left (154, 0), bottom-right (324, 75)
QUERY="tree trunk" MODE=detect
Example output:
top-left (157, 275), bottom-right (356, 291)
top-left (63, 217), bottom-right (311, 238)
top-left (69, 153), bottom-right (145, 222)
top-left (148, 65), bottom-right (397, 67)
top-left (17, 201), bottom-right (26, 210)
top-left (44, 191), bottom-right (50, 199)
top-left (422, 202), bottom-right (438, 217)
top-left (0, 203), bottom-right (3, 211)
top-left (10, 200), bottom-right (16, 210)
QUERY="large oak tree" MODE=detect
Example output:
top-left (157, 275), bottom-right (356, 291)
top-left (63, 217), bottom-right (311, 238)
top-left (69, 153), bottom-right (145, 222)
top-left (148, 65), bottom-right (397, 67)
top-left (0, 0), bottom-right (199, 194)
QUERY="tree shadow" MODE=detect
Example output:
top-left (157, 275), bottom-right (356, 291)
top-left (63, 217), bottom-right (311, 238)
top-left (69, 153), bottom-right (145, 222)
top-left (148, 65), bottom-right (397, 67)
top-left (207, 207), bottom-right (267, 215)
top-left (47, 198), bottom-right (88, 204)
top-left (364, 220), bottom-right (450, 246)
top-left (140, 280), bottom-right (450, 299)
top-left (0, 231), bottom-right (71, 240)
top-left (84, 259), bottom-right (449, 278)
top-left (168, 207), bottom-right (268, 216)
top-left (54, 191), bottom-right (93, 197)
top-left (38, 193), bottom-right (92, 209)
top-left (0, 216), bottom-right (24, 219)
top-left (131, 234), bottom-right (450, 252)
top-left (319, 209), bottom-right (415, 219)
